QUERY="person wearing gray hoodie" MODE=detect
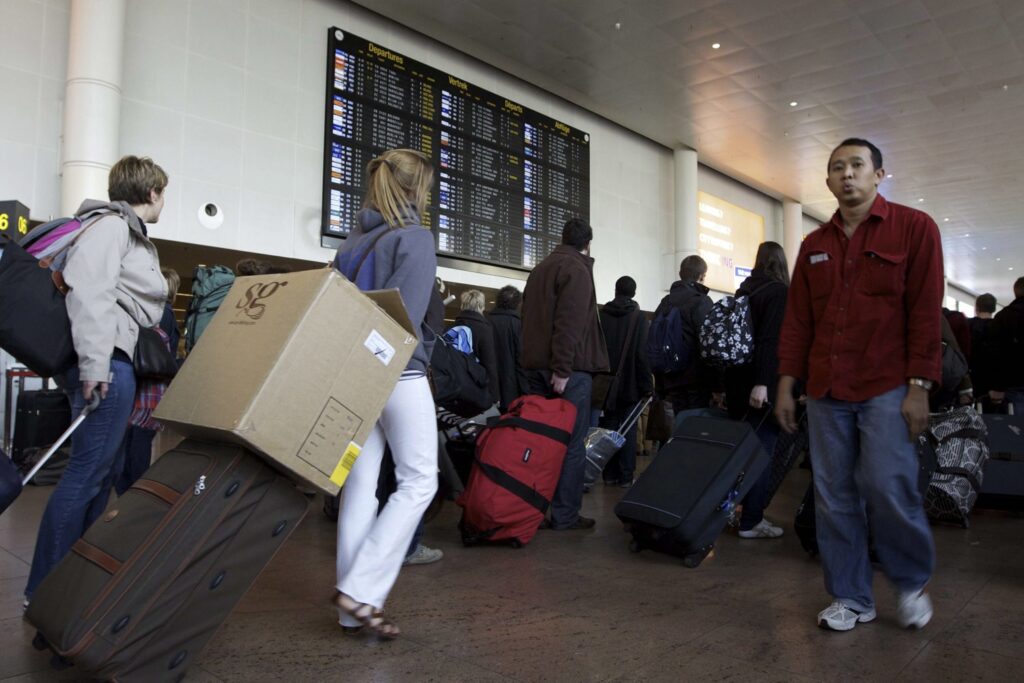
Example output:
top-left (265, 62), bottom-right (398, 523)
top-left (331, 149), bottom-right (438, 640)
top-left (25, 156), bottom-right (167, 601)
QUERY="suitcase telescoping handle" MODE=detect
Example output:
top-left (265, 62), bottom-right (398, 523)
top-left (616, 395), bottom-right (653, 435)
top-left (21, 392), bottom-right (101, 486)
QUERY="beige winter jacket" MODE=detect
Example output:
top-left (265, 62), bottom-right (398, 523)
top-left (63, 200), bottom-right (166, 383)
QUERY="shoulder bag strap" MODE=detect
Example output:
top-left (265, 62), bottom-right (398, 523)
top-left (344, 228), bottom-right (390, 283)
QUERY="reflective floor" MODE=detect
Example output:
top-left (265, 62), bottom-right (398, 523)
top-left (1, 460), bottom-right (1022, 682)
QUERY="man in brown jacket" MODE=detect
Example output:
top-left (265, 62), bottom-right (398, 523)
top-left (522, 218), bottom-right (610, 530)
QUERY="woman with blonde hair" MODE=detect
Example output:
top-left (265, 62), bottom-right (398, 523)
top-left (331, 149), bottom-right (437, 639)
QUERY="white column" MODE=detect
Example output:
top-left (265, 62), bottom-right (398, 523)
top-left (60, 0), bottom-right (127, 215)
top-left (673, 147), bottom-right (698, 280)
top-left (783, 199), bottom-right (803, 274)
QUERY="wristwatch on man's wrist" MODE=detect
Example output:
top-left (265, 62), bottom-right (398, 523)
top-left (908, 377), bottom-right (934, 391)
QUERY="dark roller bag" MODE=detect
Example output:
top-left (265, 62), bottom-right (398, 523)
top-left (978, 410), bottom-right (1024, 510)
top-left (615, 417), bottom-right (769, 568)
top-left (11, 389), bottom-right (71, 464)
top-left (26, 439), bottom-right (309, 681)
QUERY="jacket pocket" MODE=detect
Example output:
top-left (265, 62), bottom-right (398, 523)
top-left (858, 250), bottom-right (905, 296)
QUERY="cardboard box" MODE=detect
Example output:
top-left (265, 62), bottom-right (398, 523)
top-left (154, 268), bottom-right (418, 494)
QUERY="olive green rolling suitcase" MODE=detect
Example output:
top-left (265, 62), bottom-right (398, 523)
top-left (25, 439), bottom-right (309, 681)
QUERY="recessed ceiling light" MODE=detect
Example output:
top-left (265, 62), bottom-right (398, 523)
top-left (614, 21), bottom-right (621, 30)
top-left (789, 101), bottom-right (798, 107)
top-left (982, 246), bottom-right (987, 250)
top-left (997, 257), bottom-right (1002, 261)
top-left (965, 233), bottom-right (971, 237)
top-left (943, 217), bottom-right (949, 222)
top-left (886, 174), bottom-right (893, 178)
top-left (712, 42), bottom-right (721, 49)
top-left (917, 198), bottom-right (925, 202)
top-left (1003, 84), bottom-right (1009, 91)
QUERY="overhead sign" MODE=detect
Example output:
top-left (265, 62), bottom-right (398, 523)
top-left (696, 191), bottom-right (764, 294)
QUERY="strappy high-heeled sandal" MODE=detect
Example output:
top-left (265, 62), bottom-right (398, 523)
top-left (332, 592), bottom-right (400, 640)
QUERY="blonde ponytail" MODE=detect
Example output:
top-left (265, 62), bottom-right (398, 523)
top-left (363, 149), bottom-right (433, 229)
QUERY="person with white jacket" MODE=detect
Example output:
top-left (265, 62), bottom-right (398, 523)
top-left (24, 156), bottom-right (168, 601)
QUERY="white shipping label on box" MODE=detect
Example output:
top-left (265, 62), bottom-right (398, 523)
top-left (363, 330), bottom-right (396, 366)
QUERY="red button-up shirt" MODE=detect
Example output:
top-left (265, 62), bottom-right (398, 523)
top-left (778, 194), bottom-right (944, 402)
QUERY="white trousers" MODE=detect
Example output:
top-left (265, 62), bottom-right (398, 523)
top-left (335, 375), bottom-right (437, 621)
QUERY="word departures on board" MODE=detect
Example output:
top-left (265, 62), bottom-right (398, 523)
top-left (696, 191), bottom-right (765, 293)
top-left (321, 28), bottom-right (590, 271)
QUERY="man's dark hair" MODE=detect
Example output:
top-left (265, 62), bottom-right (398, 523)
top-left (561, 217), bottom-right (593, 250)
top-left (1015, 277), bottom-right (1024, 299)
top-left (679, 255), bottom-right (708, 283)
top-left (829, 138), bottom-right (883, 171)
top-left (495, 285), bottom-right (522, 310)
top-left (615, 276), bottom-right (636, 298)
top-left (976, 293), bottom-right (997, 314)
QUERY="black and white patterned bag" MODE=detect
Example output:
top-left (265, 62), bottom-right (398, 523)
top-left (699, 294), bottom-right (756, 367)
top-left (922, 406), bottom-right (989, 527)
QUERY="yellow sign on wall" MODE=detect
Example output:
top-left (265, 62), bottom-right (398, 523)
top-left (697, 191), bottom-right (765, 293)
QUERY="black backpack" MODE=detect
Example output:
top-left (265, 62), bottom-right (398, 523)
top-left (429, 332), bottom-right (492, 418)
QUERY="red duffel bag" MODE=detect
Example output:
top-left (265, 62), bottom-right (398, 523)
top-left (457, 395), bottom-right (576, 547)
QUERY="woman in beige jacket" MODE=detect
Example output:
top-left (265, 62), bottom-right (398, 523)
top-left (25, 156), bottom-right (168, 601)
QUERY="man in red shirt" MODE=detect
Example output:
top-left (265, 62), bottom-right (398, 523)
top-left (775, 138), bottom-right (943, 632)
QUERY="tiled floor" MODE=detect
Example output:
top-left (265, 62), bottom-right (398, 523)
top-left (1, 462), bottom-right (1022, 682)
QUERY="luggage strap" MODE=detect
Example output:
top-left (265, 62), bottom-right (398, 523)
top-left (491, 416), bottom-right (572, 445)
top-left (933, 466), bottom-right (983, 494)
top-left (473, 457), bottom-right (550, 514)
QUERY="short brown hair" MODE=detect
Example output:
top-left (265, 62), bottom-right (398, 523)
top-left (108, 155), bottom-right (168, 205)
top-left (679, 255), bottom-right (707, 282)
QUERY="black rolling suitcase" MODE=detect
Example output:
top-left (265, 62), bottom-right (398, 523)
top-left (26, 439), bottom-right (309, 681)
top-left (615, 416), bottom-right (770, 567)
top-left (11, 389), bottom-right (71, 464)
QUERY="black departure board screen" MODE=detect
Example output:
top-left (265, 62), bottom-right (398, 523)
top-left (321, 28), bottom-right (590, 270)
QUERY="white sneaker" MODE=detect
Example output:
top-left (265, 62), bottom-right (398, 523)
top-left (817, 601), bottom-right (877, 631)
top-left (738, 518), bottom-right (784, 539)
top-left (403, 544), bottom-right (443, 566)
top-left (897, 590), bottom-right (933, 629)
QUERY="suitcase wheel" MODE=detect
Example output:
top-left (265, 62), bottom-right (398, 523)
top-left (509, 539), bottom-right (522, 549)
top-left (628, 539), bottom-right (642, 553)
top-left (31, 632), bottom-right (48, 651)
top-left (682, 546), bottom-right (711, 568)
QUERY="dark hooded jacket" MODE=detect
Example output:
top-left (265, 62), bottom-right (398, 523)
top-left (598, 296), bottom-right (653, 413)
top-left (487, 307), bottom-right (529, 411)
top-left (453, 309), bottom-right (500, 404)
top-left (652, 279), bottom-right (714, 396)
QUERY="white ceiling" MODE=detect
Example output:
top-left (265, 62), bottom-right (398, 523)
top-left (352, 0), bottom-right (1023, 301)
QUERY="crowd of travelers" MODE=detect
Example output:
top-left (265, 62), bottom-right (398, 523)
top-left (11, 138), bottom-right (1024, 644)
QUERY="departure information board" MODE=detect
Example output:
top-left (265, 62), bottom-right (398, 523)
top-left (321, 28), bottom-right (590, 270)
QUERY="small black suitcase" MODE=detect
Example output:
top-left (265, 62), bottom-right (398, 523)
top-left (615, 417), bottom-right (769, 567)
top-left (11, 389), bottom-right (71, 463)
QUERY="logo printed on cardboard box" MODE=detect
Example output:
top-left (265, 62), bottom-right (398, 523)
top-left (235, 281), bottom-right (288, 320)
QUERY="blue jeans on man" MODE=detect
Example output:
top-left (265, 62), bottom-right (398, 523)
top-left (527, 370), bottom-right (592, 528)
top-left (25, 358), bottom-right (136, 598)
top-left (806, 385), bottom-right (935, 612)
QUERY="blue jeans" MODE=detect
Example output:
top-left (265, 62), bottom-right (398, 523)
top-left (806, 386), bottom-right (935, 611)
top-left (739, 408), bottom-right (779, 530)
top-left (25, 359), bottom-right (136, 598)
top-left (527, 370), bottom-right (592, 528)
top-left (115, 425), bottom-right (157, 496)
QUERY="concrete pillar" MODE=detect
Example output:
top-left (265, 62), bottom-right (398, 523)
top-left (61, 0), bottom-right (127, 215)
top-left (783, 199), bottom-right (803, 274)
top-left (673, 147), bottom-right (698, 278)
